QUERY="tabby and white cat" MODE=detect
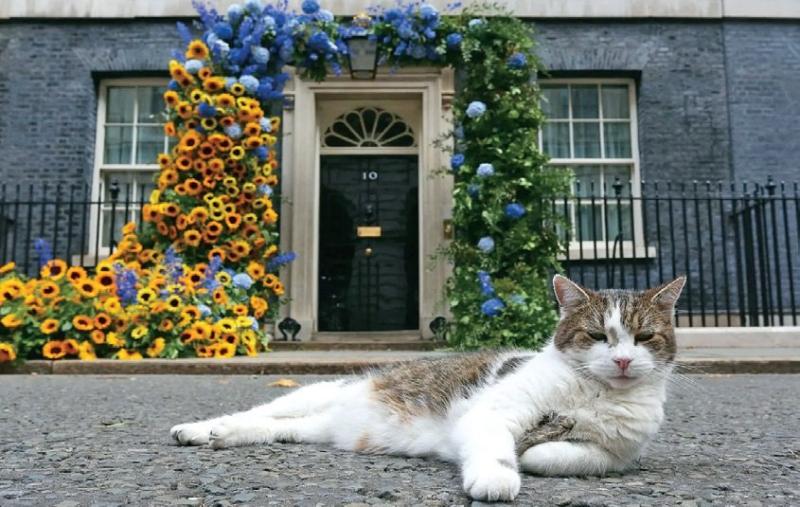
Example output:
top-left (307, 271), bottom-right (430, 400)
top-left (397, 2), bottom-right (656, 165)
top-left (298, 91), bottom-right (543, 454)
top-left (170, 275), bottom-right (685, 502)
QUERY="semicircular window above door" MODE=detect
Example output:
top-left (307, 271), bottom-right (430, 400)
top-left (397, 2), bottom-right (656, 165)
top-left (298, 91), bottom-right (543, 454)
top-left (322, 107), bottom-right (416, 148)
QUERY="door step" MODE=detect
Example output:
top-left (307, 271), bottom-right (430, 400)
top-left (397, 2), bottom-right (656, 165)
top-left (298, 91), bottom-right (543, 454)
top-left (269, 340), bottom-right (444, 351)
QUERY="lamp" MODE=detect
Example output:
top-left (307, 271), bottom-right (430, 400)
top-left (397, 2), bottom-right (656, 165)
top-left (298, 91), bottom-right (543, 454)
top-left (346, 13), bottom-right (377, 79)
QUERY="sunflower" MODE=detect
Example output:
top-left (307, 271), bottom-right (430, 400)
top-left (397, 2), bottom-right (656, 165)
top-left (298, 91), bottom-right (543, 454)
top-left (203, 77), bottom-right (225, 92)
top-left (232, 304), bottom-right (249, 316)
top-left (78, 341), bottom-right (96, 361)
top-left (40, 318), bottom-right (60, 335)
top-left (39, 280), bottom-right (60, 299)
top-left (0, 261), bottom-right (15, 275)
top-left (263, 208), bottom-right (278, 225)
top-left (131, 325), bottom-right (149, 340)
top-left (103, 297), bottom-right (122, 314)
top-left (263, 274), bottom-right (279, 288)
top-left (63, 339), bottom-right (80, 355)
top-left (159, 319), bottom-right (175, 332)
top-left (191, 322), bottom-right (212, 340)
top-left (222, 333), bottom-right (239, 346)
top-left (181, 306), bottom-right (201, 321)
top-left (90, 330), bottom-right (106, 345)
top-left (162, 203), bottom-right (180, 217)
top-left (189, 89), bottom-right (206, 103)
top-left (116, 349), bottom-right (143, 361)
top-left (41, 259), bottom-right (67, 280)
top-left (95, 272), bottom-right (115, 291)
top-left (229, 146), bottom-right (245, 160)
top-left (0, 343), bottom-right (16, 362)
top-left (106, 332), bottom-right (125, 348)
top-left (176, 101), bottom-right (194, 119)
top-left (230, 82), bottom-right (245, 96)
top-left (1, 314), bottom-right (22, 329)
top-left (136, 288), bottom-right (157, 305)
top-left (250, 296), bottom-right (269, 318)
top-left (42, 340), bottom-right (66, 359)
top-left (163, 90), bottom-right (180, 107)
top-left (225, 213), bottom-right (242, 231)
top-left (91, 312), bottom-right (111, 330)
top-left (75, 279), bottom-right (99, 298)
top-left (274, 282), bottom-right (285, 296)
top-left (73, 315), bottom-right (94, 332)
top-left (185, 39), bottom-right (209, 60)
top-left (147, 338), bottom-right (166, 358)
top-left (216, 93), bottom-right (235, 108)
top-left (213, 342), bottom-right (236, 359)
top-left (215, 271), bottom-right (232, 286)
top-left (212, 287), bottom-right (229, 305)
top-left (246, 262), bottom-right (266, 280)
top-left (164, 122), bottom-right (177, 137)
top-left (198, 67), bottom-right (213, 80)
top-left (231, 241), bottom-right (251, 257)
top-left (178, 130), bottom-right (202, 153)
top-left (195, 344), bottom-right (214, 358)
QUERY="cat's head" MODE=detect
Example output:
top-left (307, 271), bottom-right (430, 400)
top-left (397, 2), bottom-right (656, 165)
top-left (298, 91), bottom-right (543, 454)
top-left (552, 274), bottom-right (686, 389)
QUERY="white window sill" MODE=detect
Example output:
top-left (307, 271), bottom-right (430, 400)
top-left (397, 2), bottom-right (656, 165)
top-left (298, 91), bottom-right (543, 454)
top-left (558, 243), bottom-right (656, 261)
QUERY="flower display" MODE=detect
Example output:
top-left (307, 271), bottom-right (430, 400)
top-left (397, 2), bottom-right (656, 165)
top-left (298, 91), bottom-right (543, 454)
top-left (477, 237), bottom-right (495, 253)
top-left (476, 163), bottom-right (494, 177)
top-left (480, 298), bottom-right (505, 317)
top-left (465, 101), bottom-right (486, 118)
top-left (450, 153), bottom-right (465, 172)
top-left (504, 203), bottom-right (526, 219)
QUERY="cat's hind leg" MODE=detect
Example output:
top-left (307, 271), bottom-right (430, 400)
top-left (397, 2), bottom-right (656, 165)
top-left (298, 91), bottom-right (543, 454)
top-left (170, 378), bottom-right (353, 446)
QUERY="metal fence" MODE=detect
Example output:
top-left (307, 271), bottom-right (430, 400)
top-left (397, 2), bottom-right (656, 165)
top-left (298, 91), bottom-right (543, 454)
top-left (0, 178), bottom-right (798, 327)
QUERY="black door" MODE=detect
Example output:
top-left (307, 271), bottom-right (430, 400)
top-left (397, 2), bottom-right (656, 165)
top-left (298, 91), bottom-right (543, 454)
top-left (318, 155), bottom-right (419, 331)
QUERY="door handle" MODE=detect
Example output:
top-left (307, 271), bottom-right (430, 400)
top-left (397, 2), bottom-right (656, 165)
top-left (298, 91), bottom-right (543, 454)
top-left (364, 247), bottom-right (373, 257)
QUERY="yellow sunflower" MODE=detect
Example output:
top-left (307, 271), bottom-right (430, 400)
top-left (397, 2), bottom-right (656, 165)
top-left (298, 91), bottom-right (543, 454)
top-left (78, 341), bottom-right (96, 361)
top-left (131, 326), bottom-right (149, 340)
top-left (137, 288), bottom-right (157, 305)
top-left (1, 314), bottom-right (22, 329)
top-left (40, 259), bottom-right (67, 280)
top-left (76, 279), bottom-right (100, 298)
top-left (42, 340), bottom-right (66, 359)
top-left (0, 261), bottom-right (15, 275)
top-left (0, 342), bottom-right (16, 362)
top-left (73, 315), bottom-right (94, 332)
top-left (40, 318), bottom-right (60, 335)
top-left (116, 349), bottom-right (143, 361)
top-left (185, 39), bottom-right (209, 60)
top-left (147, 338), bottom-right (166, 358)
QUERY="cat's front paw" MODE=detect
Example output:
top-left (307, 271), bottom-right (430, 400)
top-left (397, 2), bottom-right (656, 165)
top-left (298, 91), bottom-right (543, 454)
top-left (170, 421), bottom-right (211, 446)
top-left (463, 461), bottom-right (521, 502)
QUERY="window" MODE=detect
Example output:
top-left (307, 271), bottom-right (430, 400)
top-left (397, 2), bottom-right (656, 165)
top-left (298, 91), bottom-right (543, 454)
top-left (539, 79), bottom-right (646, 256)
top-left (90, 78), bottom-right (170, 253)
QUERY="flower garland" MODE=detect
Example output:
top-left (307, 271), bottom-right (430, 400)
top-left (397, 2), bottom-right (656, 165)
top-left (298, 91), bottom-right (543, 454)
top-left (0, 0), bottom-right (569, 363)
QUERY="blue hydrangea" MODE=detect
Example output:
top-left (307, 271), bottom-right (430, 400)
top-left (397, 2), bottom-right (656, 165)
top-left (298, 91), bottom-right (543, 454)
top-left (213, 22), bottom-right (234, 40)
top-left (454, 124), bottom-right (464, 139)
top-left (419, 4), bottom-right (439, 21)
top-left (468, 18), bottom-right (485, 29)
top-left (251, 46), bottom-right (270, 64)
top-left (185, 59), bottom-right (203, 74)
top-left (33, 238), bottom-right (53, 267)
top-left (224, 124), bottom-right (243, 139)
top-left (477, 163), bottom-right (494, 177)
top-left (504, 202), bottom-right (526, 219)
top-left (249, 317), bottom-right (260, 330)
top-left (244, 0), bottom-right (262, 13)
top-left (215, 40), bottom-right (231, 55)
top-left (446, 33), bottom-right (463, 49)
top-left (450, 153), bottom-right (465, 171)
top-left (481, 298), bottom-right (505, 317)
top-left (507, 52), bottom-right (527, 69)
top-left (477, 270), bottom-right (494, 296)
top-left (477, 236), bottom-right (495, 253)
top-left (233, 273), bottom-right (254, 290)
top-left (317, 9), bottom-right (334, 22)
top-left (167, 80), bottom-right (180, 91)
top-left (263, 15), bottom-right (276, 31)
top-left (259, 117), bottom-right (272, 133)
top-left (239, 74), bottom-right (260, 93)
top-left (258, 184), bottom-right (273, 197)
top-left (224, 77), bottom-right (238, 90)
top-left (197, 102), bottom-right (217, 118)
top-left (254, 146), bottom-right (268, 161)
top-left (467, 184), bottom-right (480, 197)
top-left (466, 101), bottom-right (486, 118)
top-left (301, 0), bottom-right (320, 14)
top-left (198, 304), bottom-right (212, 317)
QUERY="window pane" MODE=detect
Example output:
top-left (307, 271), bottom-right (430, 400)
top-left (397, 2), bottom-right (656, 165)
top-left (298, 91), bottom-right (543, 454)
top-left (555, 202), bottom-right (572, 243)
top-left (602, 85), bottom-right (630, 119)
top-left (103, 171), bottom-right (157, 202)
top-left (604, 123), bottom-right (632, 158)
top-left (135, 126), bottom-right (163, 165)
top-left (541, 86), bottom-right (569, 119)
top-left (607, 204), bottom-right (632, 241)
top-left (542, 123), bottom-right (570, 158)
top-left (101, 210), bottom-right (127, 248)
top-left (576, 204), bottom-right (602, 241)
top-left (571, 85), bottom-right (599, 119)
top-left (572, 165), bottom-right (602, 197)
top-left (104, 126), bottom-right (133, 164)
top-left (604, 165), bottom-right (632, 197)
top-left (106, 87), bottom-right (135, 123)
top-left (137, 86), bottom-right (166, 124)
top-left (573, 122), bottom-right (600, 158)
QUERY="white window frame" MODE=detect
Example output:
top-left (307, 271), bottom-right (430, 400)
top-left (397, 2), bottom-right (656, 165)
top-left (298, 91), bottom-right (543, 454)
top-left (538, 77), bottom-right (653, 260)
top-left (86, 77), bottom-right (168, 261)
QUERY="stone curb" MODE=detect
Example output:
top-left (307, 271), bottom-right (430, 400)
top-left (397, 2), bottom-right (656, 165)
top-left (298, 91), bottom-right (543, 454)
top-left (2, 358), bottom-right (800, 375)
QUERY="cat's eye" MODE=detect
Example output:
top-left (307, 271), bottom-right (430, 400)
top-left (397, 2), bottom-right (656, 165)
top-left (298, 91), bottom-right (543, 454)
top-left (635, 332), bottom-right (655, 343)
top-left (588, 332), bottom-right (607, 342)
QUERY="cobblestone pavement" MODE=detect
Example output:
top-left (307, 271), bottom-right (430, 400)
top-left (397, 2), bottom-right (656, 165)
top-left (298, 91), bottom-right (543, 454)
top-left (1, 374), bottom-right (798, 506)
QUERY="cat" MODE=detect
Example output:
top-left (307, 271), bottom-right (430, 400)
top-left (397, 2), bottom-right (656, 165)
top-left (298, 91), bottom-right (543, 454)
top-left (170, 274), bottom-right (685, 502)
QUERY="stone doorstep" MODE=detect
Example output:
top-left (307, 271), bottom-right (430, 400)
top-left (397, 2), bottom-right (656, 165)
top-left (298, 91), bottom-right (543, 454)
top-left (3, 348), bottom-right (800, 375)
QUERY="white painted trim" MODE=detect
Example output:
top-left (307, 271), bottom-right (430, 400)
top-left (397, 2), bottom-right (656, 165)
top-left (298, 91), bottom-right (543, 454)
top-left (676, 327), bottom-right (800, 348)
top-left (4, 1), bottom-right (798, 20)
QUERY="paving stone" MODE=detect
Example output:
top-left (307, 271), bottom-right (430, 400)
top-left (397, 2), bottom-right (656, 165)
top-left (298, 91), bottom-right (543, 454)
top-left (0, 374), bottom-right (798, 505)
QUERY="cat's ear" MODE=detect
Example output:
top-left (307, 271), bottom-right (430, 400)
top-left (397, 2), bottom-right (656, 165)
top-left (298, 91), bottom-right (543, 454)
top-left (649, 276), bottom-right (686, 308)
top-left (553, 274), bottom-right (591, 308)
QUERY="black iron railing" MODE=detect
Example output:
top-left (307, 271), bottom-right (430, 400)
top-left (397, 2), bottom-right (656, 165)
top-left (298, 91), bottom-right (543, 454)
top-left (0, 178), bottom-right (798, 327)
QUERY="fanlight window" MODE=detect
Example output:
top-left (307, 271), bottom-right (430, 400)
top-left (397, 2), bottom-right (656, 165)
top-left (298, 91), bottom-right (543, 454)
top-left (322, 107), bottom-right (416, 148)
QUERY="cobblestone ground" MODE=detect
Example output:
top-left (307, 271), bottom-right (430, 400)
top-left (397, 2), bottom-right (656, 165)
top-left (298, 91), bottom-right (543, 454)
top-left (1, 374), bottom-right (798, 506)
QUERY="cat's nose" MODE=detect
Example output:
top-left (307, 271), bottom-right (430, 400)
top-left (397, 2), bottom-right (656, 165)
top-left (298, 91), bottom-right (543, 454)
top-left (613, 357), bottom-right (632, 371)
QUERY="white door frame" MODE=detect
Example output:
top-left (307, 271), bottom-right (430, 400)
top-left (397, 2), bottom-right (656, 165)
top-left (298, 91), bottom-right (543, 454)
top-left (280, 67), bottom-right (455, 340)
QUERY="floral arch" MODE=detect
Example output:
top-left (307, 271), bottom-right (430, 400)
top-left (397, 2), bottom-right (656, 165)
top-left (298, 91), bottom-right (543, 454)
top-left (0, 0), bottom-right (569, 363)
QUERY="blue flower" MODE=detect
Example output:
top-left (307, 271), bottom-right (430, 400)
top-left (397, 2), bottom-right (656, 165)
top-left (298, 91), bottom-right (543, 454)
top-left (507, 52), bottom-right (527, 69)
top-left (167, 80), bottom-right (180, 91)
top-left (267, 251), bottom-right (297, 271)
top-left (233, 273), bottom-right (254, 290)
top-left (239, 74), bottom-right (260, 93)
top-left (249, 317), bottom-right (259, 330)
top-left (254, 146), bottom-right (268, 161)
top-left (467, 184), bottom-right (480, 197)
top-left (115, 266), bottom-right (139, 307)
top-left (450, 153), bottom-right (465, 171)
top-left (301, 0), bottom-right (320, 14)
top-left (317, 9), bottom-right (334, 22)
top-left (185, 59), bottom-right (203, 74)
top-left (227, 4), bottom-right (244, 24)
top-left (468, 18), bottom-right (485, 29)
top-left (224, 124), bottom-right (243, 139)
top-left (197, 102), bottom-right (217, 118)
top-left (213, 22), bottom-right (234, 40)
top-left (477, 236), bottom-right (495, 253)
top-left (477, 163), bottom-right (494, 177)
top-left (446, 32), bottom-right (462, 49)
top-left (224, 77), bottom-right (238, 90)
top-left (258, 184), bottom-right (273, 197)
top-left (477, 270), bottom-right (494, 296)
top-left (33, 238), bottom-right (53, 267)
top-left (420, 4), bottom-right (439, 21)
top-left (504, 203), bottom-right (526, 219)
top-left (466, 101), bottom-right (486, 118)
top-left (454, 124), bottom-right (464, 139)
top-left (510, 294), bottom-right (526, 305)
top-left (251, 46), bottom-right (270, 64)
top-left (259, 117), bottom-right (272, 133)
top-left (481, 298), bottom-right (505, 317)
top-left (244, 0), bottom-right (262, 13)
top-left (198, 304), bottom-right (212, 317)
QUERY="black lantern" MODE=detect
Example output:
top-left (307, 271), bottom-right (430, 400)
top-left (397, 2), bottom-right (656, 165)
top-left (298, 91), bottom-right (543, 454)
top-left (346, 13), bottom-right (377, 80)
